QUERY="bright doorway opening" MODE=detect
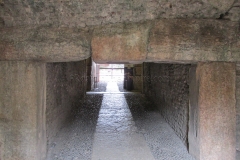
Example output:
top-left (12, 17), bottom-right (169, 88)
top-left (99, 64), bottom-right (124, 82)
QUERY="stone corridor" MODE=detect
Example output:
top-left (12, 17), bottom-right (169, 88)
top-left (1, 1), bottom-right (239, 159)
top-left (46, 81), bottom-right (194, 160)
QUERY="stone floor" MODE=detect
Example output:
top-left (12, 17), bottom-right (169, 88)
top-left (46, 81), bottom-right (195, 160)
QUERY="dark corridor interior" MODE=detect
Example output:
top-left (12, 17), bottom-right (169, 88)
top-left (45, 61), bottom-right (239, 160)
top-left (46, 62), bottom-right (195, 160)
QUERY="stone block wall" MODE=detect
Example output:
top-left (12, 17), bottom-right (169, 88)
top-left (133, 64), bottom-right (143, 92)
top-left (143, 63), bottom-right (190, 146)
top-left (46, 60), bottom-right (86, 147)
top-left (0, 61), bottom-right (46, 160)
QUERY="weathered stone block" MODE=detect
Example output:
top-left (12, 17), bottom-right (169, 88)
top-left (0, 27), bottom-right (91, 62)
top-left (92, 22), bottom-right (151, 63)
top-left (148, 19), bottom-right (240, 62)
top-left (46, 61), bottom-right (87, 147)
top-left (202, 0), bottom-right (235, 12)
top-left (143, 63), bottom-right (190, 146)
top-left (194, 62), bottom-right (236, 160)
top-left (0, 0), bottom-right (235, 28)
top-left (0, 61), bottom-right (46, 160)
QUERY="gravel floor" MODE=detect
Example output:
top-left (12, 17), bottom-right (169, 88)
top-left (46, 94), bottom-right (104, 160)
top-left (124, 94), bottom-right (195, 160)
top-left (46, 82), bottom-right (195, 160)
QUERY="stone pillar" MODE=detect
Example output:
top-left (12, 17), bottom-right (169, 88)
top-left (189, 62), bottom-right (236, 160)
top-left (0, 61), bottom-right (46, 160)
top-left (236, 64), bottom-right (240, 159)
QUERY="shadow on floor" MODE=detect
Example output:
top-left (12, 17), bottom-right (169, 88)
top-left (47, 84), bottom-right (194, 160)
top-left (46, 94), bottom-right (104, 160)
top-left (123, 93), bottom-right (195, 160)
top-left (124, 94), bottom-right (157, 116)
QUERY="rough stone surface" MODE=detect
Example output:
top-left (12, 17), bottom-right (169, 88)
top-left (46, 60), bottom-right (87, 148)
top-left (236, 63), bottom-right (240, 160)
top-left (224, 0), bottom-right (240, 22)
top-left (147, 19), bottom-right (240, 62)
top-left (0, 0), bottom-right (235, 28)
top-left (0, 61), bottom-right (46, 160)
top-left (197, 62), bottom-right (236, 160)
top-left (92, 22), bottom-right (150, 63)
top-left (0, 27), bottom-right (91, 62)
top-left (143, 63), bottom-right (190, 146)
top-left (131, 64), bottom-right (143, 92)
top-left (86, 57), bottom-right (93, 91)
top-left (1, 19), bottom-right (239, 63)
top-left (0, 1), bottom-right (239, 63)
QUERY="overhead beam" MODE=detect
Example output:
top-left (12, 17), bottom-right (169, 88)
top-left (0, 19), bottom-right (239, 63)
top-left (147, 19), bottom-right (240, 62)
top-left (92, 22), bottom-right (151, 63)
top-left (0, 27), bottom-right (91, 62)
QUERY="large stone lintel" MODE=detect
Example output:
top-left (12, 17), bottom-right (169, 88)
top-left (0, 19), bottom-right (239, 63)
top-left (92, 19), bottom-right (239, 63)
top-left (0, 27), bottom-right (91, 62)
top-left (148, 19), bottom-right (240, 62)
top-left (92, 22), bottom-right (151, 63)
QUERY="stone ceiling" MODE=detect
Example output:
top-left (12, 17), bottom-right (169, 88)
top-left (0, 0), bottom-right (239, 63)
top-left (0, 0), bottom-right (239, 28)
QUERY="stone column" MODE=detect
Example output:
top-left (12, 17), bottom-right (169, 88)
top-left (189, 62), bottom-right (236, 160)
top-left (236, 64), bottom-right (240, 159)
top-left (0, 61), bottom-right (46, 160)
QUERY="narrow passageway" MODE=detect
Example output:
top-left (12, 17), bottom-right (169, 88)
top-left (46, 81), bottom-right (194, 160)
